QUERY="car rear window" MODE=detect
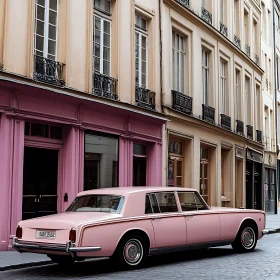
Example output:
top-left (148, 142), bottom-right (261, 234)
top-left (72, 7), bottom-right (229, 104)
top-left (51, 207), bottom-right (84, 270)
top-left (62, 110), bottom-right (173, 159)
top-left (66, 195), bottom-right (124, 213)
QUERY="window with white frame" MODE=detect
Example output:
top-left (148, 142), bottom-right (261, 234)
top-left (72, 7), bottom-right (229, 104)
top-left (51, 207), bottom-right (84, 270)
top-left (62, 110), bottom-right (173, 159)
top-left (34, 0), bottom-right (58, 60)
top-left (135, 14), bottom-right (148, 88)
top-left (202, 49), bottom-right (209, 105)
top-left (220, 60), bottom-right (227, 114)
top-left (93, 16), bottom-right (111, 76)
top-left (235, 69), bottom-right (240, 120)
top-left (172, 32), bottom-right (185, 93)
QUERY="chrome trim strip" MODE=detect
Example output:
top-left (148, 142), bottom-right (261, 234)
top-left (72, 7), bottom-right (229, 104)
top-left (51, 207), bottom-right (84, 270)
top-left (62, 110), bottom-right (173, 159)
top-left (262, 229), bottom-right (276, 235)
top-left (13, 237), bottom-right (102, 255)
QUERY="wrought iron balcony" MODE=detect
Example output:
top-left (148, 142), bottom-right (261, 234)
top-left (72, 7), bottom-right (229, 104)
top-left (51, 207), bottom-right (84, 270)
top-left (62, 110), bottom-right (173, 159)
top-left (0, 63), bottom-right (3, 71)
top-left (201, 7), bottom-right (212, 25)
top-left (246, 125), bottom-right (253, 140)
top-left (93, 71), bottom-right (118, 100)
top-left (176, 0), bottom-right (189, 8)
top-left (245, 44), bottom-right (251, 57)
top-left (33, 55), bottom-right (65, 86)
top-left (234, 35), bottom-right (241, 49)
top-left (172, 90), bottom-right (192, 115)
top-left (220, 114), bottom-right (231, 131)
top-left (256, 130), bottom-right (262, 144)
top-left (135, 85), bottom-right (155, 110)
top-left (202, 104), bottom-right (215, 124)
top-left (255, 54), bottom-right (260, 66)
top-left (220, 22), bottom-right (228, 37)
top-left (236, 119), bottom-right (244, 135)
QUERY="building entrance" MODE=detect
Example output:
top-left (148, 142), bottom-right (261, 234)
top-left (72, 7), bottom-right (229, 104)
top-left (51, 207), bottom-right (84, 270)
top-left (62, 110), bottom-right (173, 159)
top-left (22, 147), bottom-right (58, 220)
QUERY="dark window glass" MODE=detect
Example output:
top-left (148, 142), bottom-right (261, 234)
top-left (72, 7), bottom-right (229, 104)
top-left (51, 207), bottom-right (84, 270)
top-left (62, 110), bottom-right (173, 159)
top-left (50, 126), bottom-right (62, 140)
top-left (133, 143), bottom-right (146, 155)
top-left (194, 193), bottom-right (207, 210)
top-left (178, 192), bottom-right (197, 211)
top-left (94, 0), bottom-right (110, 13)
top-left (155, 192), bottom-right (178, 213)
top-left (25, 122), bottom-right (31, 136)
top-left (31, 123), bottom-right (49, 137)
top-left (150, 194), bottom-right (160, 213)
top-left (145, 195), bottom-right (153, 214)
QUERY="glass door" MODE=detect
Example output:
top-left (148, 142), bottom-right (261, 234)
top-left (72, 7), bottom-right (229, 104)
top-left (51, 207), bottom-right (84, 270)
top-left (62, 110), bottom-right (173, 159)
top-left (200, 161), bottom-right (209, 204)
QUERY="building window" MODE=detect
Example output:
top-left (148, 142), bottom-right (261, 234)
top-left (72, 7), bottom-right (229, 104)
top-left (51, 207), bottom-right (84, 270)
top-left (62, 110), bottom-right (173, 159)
top-left (235, 69), bottom-right (240, 120)
top-left (220, 60), bottom-right (227, 114)
top-left (200, 147), bottom-right (210, 204)
top-left (234, 0), bottom-right (240, 36)
top-left (202, 49), bottom-right (209, 105)
top-left (94, 0), bottom-right (110, 14)
top-left (255, 85), bottom-right (260, 130)
top-left (168, 139), bottom-right (183, 187)
top-left (25, 122), bottom-right (62, 140)
top-left (135, 14), bottom-right (148, 88)
top-left (220, 0), bottom-right (224, 23)
top-left (245, 77), bottom-right (250, 125)
top-left (84, 133), bottom-right (118, 190)
top-left (172, 32), bottom-right (185, 93)
top-left (34, 0), bottom-right (58, 60)
top-left (133, 143), bottom-right (147, 186)
top-left (244, 9), bottom-right (249, 46)
top-left (93, 4), bottom-right (111, 76)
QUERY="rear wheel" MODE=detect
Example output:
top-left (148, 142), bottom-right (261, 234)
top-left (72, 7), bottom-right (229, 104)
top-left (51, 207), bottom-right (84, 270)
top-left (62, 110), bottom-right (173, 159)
top-left (114, 234), bottom-right (148, 269)
top-left (48, 255), bottom-right (75, 266)
top-left (232, 223), bottom-right (257, 253)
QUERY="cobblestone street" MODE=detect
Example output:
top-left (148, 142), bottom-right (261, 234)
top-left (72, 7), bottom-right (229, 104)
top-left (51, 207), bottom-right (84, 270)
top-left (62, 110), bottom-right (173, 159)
top-left (0, 233), bottom-right (280, 280)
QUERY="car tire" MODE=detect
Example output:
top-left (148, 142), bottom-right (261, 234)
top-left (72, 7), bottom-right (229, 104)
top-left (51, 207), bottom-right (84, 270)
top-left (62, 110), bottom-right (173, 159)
top-left (48, 255), bottom-right (75, 266)
top-left (231, 223), bottom-right (257, 253)
top-left (114, 234), bottom-right (148, 269)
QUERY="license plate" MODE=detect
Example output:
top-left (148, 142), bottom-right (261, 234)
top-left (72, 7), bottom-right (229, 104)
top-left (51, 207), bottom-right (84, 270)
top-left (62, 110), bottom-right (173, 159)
top-left (36, 230), bottom-right (56, 240)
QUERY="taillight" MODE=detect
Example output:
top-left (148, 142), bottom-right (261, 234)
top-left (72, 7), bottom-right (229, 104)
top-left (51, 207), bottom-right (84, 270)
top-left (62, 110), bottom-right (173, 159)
top-left (69, 228), bottom-right (76, 243)
top-left (16, 226), bottom-right (22, 239)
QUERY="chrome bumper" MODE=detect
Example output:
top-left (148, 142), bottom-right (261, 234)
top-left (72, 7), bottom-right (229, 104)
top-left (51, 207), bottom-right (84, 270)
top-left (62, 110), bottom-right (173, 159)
top-left (13, 237), bottom-right (101, 257)
top-left (262, 229), bottom-right (276, 236)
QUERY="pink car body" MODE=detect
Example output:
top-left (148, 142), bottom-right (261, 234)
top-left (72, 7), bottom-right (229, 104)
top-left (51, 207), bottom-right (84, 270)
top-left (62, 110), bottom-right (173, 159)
top-left (13, 187), bottom-right (267, 263)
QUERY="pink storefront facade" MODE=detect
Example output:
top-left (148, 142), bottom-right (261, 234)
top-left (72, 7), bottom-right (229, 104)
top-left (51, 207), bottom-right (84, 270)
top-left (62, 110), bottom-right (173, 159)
top-left (0, 80), bottom-right (165, 251)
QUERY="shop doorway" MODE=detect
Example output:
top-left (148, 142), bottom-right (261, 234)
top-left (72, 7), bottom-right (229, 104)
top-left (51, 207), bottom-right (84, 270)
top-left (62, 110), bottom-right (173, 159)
top-left (22, 147), bottom-right (58, 220)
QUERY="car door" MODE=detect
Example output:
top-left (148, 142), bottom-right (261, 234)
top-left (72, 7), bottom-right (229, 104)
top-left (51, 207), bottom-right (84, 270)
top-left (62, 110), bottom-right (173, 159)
top-left (146, 192), bottom-right (186, 248)
top-left (177, 191), bottom-right (221, 245)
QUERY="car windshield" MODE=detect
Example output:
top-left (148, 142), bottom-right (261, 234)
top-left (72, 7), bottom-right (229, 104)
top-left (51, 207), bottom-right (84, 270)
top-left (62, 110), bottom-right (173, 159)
top-left (66, 195), bottom-right (124, 213)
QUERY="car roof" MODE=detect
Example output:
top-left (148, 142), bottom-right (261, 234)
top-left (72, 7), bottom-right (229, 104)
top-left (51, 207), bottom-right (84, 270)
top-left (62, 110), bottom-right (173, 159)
top-left (77, 187), bottom-right (197, 197)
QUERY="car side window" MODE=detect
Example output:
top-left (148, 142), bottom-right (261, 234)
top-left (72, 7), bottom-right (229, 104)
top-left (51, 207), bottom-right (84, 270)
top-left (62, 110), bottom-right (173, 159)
top-left (178, 192), bottom-right (197, 211)
top-left (150, 194), bottom-right (160, 213)
top-left (145, 195), bottom-right (153, 214)
top-left (154, 192), bottom-right (178, 213)
top-left (194, 192), bottom-right (208, 210)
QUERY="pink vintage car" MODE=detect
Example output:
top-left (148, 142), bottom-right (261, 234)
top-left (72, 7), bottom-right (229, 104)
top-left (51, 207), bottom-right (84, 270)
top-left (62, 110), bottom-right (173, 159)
top-left (13, 187), bottom-right (268, 268)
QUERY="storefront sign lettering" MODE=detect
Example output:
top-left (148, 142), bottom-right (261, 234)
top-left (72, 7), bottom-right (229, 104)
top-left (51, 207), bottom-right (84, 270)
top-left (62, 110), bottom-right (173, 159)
top-left (246, 148), bottom-right (263, 163)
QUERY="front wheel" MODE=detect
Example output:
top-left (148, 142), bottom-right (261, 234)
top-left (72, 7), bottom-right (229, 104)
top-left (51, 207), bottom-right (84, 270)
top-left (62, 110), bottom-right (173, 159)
top-left (114, 235), bottom-right (148, 269)
top-left (232, 224), bottom-right (257, 253)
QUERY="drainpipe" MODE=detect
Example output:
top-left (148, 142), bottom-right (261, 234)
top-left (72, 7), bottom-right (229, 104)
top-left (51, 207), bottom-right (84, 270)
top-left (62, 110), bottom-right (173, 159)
top-left (272, 0), bottom-right (279, 213)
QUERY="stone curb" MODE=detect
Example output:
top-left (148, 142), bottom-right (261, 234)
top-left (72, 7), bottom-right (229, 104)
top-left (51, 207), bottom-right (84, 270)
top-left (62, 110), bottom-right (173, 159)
top-left (0, 260), bottom-right (53, 272)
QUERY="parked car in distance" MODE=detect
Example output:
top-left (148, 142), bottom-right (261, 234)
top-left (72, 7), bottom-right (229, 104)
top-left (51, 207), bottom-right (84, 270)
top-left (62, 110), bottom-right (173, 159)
top-left (13, 187), bottom-right (268, 268)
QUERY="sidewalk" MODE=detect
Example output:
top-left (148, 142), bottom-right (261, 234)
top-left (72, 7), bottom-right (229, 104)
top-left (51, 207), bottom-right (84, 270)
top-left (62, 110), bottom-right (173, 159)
top-left (1, 210), bottom-right (280, 272)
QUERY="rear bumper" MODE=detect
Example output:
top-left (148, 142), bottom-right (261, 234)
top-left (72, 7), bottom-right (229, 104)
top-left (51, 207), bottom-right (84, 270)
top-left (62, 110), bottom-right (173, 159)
top-left (12, 237), bottom-right (101, 257)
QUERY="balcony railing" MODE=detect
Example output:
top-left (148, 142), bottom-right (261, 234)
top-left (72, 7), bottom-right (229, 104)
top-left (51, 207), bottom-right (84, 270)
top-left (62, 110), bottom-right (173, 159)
top-left (236, 119), bottom-right (244, 135)
top-left (0, 63), bottom-right (3, 71)
top-left (245, 44), bottom-right (251, 57)
top-left (220, 114), bottom-right (231, 131)
top-left (247, 125), bottom-right (253, 140)
top-left (172, 90), bottom-right (192, 115)
top-left (93, 71), bottom-right (118, 100)
top-left (234, 35), bottom-right (241, 49)
top-left (176, 0), bottom-right (189, 8)
top-left (135, 85), bottom-right (155, 110)
top-left (201, 7), bottom-right (212, 25)
top-left (202, 104), bottom-right (215, 124)
top-left (33, 55), bottom-right (65, 86)
top-left (256, 130), bottom-right (262, 144)
top-left (220, 22), bottom-right (228, 37)
top-left (255, 54), bottom-right (260, 66)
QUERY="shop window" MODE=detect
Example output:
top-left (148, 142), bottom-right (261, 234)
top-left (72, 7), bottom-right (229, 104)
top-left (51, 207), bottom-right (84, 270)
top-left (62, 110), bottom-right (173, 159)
top-left (84, 133), bottom-right (118, 190)
top-left (200, 147), bottom-right (210, 204)
top-left (168, 139), bottom-right (184, 187)
top-left (24, 122), bottom-right (62, 140)
top-left (133, 143), bottom-right (147, 186)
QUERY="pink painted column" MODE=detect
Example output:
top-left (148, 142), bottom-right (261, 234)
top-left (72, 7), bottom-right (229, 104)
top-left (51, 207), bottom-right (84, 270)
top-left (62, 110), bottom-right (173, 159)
top-left (119, 137), bottom-right (133, 187)
top-left (147, 142), bottom-right (162, 186)
top-left (0, 114), bottom-right (24, 250)
top-left (61, 126), bottom-right (84, 211)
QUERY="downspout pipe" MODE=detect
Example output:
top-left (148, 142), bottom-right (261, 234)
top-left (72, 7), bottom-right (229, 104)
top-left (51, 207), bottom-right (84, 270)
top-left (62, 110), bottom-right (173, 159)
top-left (272, 0), bottom-right (279, 213)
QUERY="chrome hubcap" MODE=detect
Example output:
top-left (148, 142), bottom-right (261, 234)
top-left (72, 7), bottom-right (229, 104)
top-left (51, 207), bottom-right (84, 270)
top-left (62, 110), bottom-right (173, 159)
top-left (241, 227), bottom-right (255, 249)
top-left (123, 239), bottom-right (143, 265)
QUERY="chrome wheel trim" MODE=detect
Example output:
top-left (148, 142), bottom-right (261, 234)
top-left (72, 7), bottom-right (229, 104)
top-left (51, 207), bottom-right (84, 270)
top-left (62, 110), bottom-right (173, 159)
top-left (123, 238), bottom-right (143, 266)
top-left (241, 227), bottom-right (255, 250)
